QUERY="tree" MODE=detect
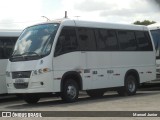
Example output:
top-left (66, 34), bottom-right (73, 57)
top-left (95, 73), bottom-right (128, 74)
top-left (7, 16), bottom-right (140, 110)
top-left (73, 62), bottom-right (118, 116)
top-left (133, 20), bottom-right (156, 26)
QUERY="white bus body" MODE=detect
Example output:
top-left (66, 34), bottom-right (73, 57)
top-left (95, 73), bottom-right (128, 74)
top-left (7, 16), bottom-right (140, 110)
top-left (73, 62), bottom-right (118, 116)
top-left (0, 29), bottom-right (21, 94)
top-left (148, 23), bottom-right (160, 83)
top-left (6, 19), bottom-right (156, 103)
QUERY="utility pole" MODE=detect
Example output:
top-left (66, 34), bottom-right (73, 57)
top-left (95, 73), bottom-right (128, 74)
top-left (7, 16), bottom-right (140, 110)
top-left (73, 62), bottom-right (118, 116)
top-left (64, 11), bottom-right (68, 18)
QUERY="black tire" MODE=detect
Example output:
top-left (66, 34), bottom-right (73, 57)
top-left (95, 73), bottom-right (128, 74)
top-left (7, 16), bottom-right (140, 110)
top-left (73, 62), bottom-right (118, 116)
top-left (23, 94), bottom-right (40, 104)
top-left (117, 75), bottom-right (137, 96)
top-left (61, 79), bottom-right (79, 103)
top-left (86, 89), bottom-right (105, 98)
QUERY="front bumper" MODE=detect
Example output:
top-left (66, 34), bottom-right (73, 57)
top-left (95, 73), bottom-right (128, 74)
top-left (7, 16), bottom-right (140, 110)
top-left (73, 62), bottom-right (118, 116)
top-left (6, 72), bottom-right (55, 93)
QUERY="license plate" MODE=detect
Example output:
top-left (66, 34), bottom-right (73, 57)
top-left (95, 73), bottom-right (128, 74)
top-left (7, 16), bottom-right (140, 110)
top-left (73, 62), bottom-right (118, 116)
top-left (15, 79), bottom-right (25, 83)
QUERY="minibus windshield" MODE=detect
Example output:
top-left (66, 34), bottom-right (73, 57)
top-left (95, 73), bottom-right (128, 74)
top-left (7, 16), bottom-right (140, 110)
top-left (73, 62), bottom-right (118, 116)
top-left (12, 23), bottom-right (59, 60)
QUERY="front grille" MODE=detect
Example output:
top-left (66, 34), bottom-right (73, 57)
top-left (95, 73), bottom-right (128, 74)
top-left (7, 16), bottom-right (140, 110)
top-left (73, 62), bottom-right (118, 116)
top-left (12, 71), bottom-right (31, 79)
top-left (14, 83), bottom-right (28, 89)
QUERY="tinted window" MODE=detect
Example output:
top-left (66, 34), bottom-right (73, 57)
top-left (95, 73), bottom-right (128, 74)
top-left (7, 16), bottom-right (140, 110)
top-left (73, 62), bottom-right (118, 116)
top-left (136, 31), bottom-right (153, 51)
top-left (117, 31), bottom-right (137, 51)
top-left (95, 29), bottom-right (106, 50)
top-left (95, 29), bottom-right (118, 51)
top-left (151, 30), bottom-right (160, 49)
top-left (151, 30), bottom-right (160, 59)
top-left (107, 30), bottom-right (119, 51)
top-left (77, 28), bottom-right (96, 51)
top-left (55, 27), bottom-right (78, 56)
top-left (0, 37), bottom-right (17, 59)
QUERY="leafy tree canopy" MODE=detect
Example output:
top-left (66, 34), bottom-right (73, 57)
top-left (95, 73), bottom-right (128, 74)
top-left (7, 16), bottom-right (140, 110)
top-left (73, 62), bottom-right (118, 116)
top-left (133, 20), bottom-right (156, 26)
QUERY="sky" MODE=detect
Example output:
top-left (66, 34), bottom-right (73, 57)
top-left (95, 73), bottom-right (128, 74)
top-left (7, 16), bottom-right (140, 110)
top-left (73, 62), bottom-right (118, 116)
top-left (0, 0), bottom-right (159, 29)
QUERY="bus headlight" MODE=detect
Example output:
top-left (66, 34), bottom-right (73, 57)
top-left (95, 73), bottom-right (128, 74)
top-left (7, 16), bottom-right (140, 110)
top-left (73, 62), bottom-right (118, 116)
top-left (32, 68), bottom-right (51, 76)
top-left (6, 71), bottom-right (11, 77)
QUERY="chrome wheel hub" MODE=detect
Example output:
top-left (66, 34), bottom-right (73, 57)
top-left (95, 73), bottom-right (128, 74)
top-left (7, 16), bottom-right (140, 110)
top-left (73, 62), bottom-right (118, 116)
top-left (128, 80), bottom-right (135, 92)
top-left (67, 85), bottom-right (76, 99)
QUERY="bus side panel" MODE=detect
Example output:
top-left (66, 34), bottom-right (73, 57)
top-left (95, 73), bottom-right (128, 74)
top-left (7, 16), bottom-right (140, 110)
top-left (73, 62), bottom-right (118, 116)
top-left (85, 52), bottom-right (111, 89)
top-left (53, 52), bottom-right (92, 91)
top-left (111, 52), bottom-right (156, 85)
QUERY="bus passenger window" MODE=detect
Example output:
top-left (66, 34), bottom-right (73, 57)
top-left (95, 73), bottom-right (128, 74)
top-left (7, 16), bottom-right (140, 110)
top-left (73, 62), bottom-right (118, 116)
top-left (55, 27), bottom-right (78, 56)
top-left (95, 29), bottom-right (118, 51)
top-left (77, 28), bottom-right (96, 51)
top-left (117, 31), bottom-right (137, 51)
top-left (0, 37), bottom-right (17, 59)
top-left (136, 32), bottom-right (153, 51)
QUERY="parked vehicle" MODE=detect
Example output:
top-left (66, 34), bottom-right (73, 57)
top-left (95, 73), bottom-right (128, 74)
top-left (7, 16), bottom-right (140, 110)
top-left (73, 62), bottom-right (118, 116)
top-left (0, 29), bottom-right (21, 95)
top-left (148, 23), bottom-right (160, 83)
top-left (6, 19), bottom-right (156, 104)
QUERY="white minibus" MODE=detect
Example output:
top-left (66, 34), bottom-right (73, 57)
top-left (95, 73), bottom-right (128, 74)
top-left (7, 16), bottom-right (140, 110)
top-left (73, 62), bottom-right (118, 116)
top-left (0, 29), bottom-right (21, 95)
top-left (148, 23), bottom-right (160, 83)
top-left (6, 19), bottom-right (156, 104)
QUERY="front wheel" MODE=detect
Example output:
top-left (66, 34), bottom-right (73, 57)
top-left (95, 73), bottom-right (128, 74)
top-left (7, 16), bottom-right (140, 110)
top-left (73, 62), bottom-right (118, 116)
top-left (117, 75), bottom-right (137, 96)
top-left (61, 79), bottom-right (79, 103)
top-left (23, 94), bottom-right (40, 104)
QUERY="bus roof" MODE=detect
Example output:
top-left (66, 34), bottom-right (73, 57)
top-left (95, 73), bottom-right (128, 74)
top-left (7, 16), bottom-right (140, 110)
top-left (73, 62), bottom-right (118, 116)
top-left (0, 29), bottom-right (22, 37)
top-left (148, 23), bottom-right (160, 30)
top-left (29, 19), bottom-right (148, 31)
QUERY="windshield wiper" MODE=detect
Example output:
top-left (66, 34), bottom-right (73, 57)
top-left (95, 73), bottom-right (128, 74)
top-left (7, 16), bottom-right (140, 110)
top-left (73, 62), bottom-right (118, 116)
top-left (22, 52), bottom-right (41, 58)
top-left (9, 54), bottom-right (24, 61)
top-left (10, 52), bottom-right (42, 62)
top-left (11, 54), bottom-right (23, 58)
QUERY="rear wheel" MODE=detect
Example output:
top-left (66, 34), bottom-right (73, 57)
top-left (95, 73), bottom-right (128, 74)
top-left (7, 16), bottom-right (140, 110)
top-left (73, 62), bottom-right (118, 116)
top-left (61, 79), bottom-right (79, 103)
top-left (23, 94), bottom-right (40, 104)
top-left (117, 75), bottom-right (137, 96)
top-left (86, 89), bottom-right (105, 98)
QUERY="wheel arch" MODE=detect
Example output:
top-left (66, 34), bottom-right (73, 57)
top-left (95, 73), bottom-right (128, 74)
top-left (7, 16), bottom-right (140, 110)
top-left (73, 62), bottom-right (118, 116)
top-left (61, 71), bottom-right (83, 91)
top-left (124, 69), bottom-right (140, 86)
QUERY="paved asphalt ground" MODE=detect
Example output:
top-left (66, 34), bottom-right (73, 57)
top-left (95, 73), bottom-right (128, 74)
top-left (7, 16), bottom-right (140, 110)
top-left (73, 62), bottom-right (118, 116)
top-left (0, 84), bottom-right (160, 120)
